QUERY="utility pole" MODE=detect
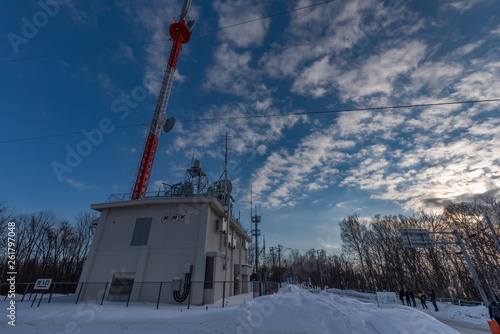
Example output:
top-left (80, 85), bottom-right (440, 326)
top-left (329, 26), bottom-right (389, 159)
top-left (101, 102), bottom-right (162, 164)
top-left (222, 134), bottom-right (232, 308)
top-left (277, 245), bottom-right (282, 285)
top-left (270, 247), bottom-right (275, 280)
top-left (251, 188), bottom-right (261, 279)
top-left (316, 250), bottom-right (324, 289)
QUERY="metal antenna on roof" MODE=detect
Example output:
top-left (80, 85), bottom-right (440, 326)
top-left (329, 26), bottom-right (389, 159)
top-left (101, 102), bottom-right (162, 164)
top-left (222, 133), bottom-right (231, 308)
top-left (251, 184), bottom-right (261, 279)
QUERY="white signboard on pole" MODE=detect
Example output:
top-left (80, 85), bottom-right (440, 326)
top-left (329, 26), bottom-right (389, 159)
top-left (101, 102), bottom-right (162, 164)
top-left (376, 292), bottom-right (399, 308)
top-left (34, 278), bottom-right (52, 290)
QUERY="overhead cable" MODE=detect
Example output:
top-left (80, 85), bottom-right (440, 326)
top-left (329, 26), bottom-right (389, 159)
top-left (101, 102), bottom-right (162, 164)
top-left (0, 0), bottom-right (335, 64)
top-left (1, 98), bottom-right (498, 144)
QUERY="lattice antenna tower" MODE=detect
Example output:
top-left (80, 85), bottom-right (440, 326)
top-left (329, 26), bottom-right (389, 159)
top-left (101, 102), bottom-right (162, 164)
top-left (250, 186), bottom-right (261, 275)
top-left (131, 0), bottom-right (195, 200)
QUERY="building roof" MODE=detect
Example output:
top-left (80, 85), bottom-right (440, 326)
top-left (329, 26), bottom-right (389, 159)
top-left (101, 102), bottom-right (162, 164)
top-left (91, 196), bottom-right (251, 242)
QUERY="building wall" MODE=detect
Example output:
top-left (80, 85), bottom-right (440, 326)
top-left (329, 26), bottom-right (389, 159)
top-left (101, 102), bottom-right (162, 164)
top-left (78, 197), bottom-right (251, 305)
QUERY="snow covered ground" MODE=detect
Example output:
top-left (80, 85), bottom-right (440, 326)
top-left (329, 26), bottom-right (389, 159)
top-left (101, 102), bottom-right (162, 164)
top-left (0, 285), bottom-right (492, 333)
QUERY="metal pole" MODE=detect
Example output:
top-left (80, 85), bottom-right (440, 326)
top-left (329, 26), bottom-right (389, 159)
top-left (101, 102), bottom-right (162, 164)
top-left (31, 292), bottom-right (38, 307)
top-left (75, 283), bottom-right (84, 304)
top-left (278, 245), bottom-right (282, 287)
top-left (156, 282), bottom-right (163, 309)
top-left (21, 283), bottom-right (30, 302)
top-left (317, 250), bottom-right (324, 289)
top-left (466, 230), bottom-right (497, 302)
top-left (454, 231), bottom-right (489, 305)
top-left (48, 283), bottom-right (57, 303)
top-left (37, 292), bottom-right (44, 307)
top-left (187, 280), bottom-right (192, 309)
top-left (101, 282), bottom-right (109, 306)
top-left (125, 282), bottom-right (134, 307)
top-left (485, 216), bottom-right (500, 254)
top-left (222, 134), bottom-right (231, 309)
top-left (221, 281), bottom-right (226, 308)
top-left (28, 285), bottom-right (35, 301)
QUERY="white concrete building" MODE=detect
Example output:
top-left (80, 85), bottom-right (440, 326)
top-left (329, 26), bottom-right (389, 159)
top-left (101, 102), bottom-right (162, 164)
top-left (78, 162), bottom-right (252, 305)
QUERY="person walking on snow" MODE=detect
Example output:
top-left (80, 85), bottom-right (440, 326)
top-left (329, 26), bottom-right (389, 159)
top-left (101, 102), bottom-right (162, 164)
top-left (405, 289), bottom-right (411, 306)
top-left (406, 288), bottom-right (416, 307)
top-left (429, 289), bottom-right (439, 311)
top-left (418, 291), bottom-right (428, 309)
top-left (399, 289), bottom-right (406, 306)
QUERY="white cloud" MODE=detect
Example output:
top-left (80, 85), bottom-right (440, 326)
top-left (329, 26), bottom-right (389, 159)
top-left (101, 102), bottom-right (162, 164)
top-left (492, 25), bottom-right (500, 36)
top-left (446, 0), bottom-right (488, 12)
top-left (252, 130), bottom-right (355, 208)
top-left (410, 61), bottom-right (463, 94)
top-left (260, 0), bottom-right (418, 82)
top-left (212, 0), bottom-right (270, 47)
top-left (291, 41), bottom-right (428, 101)
top-left (252, 96), bottom-right (500, 211)
top-left (63, 177), bottom-right (92, 190)
top-left (97, 73), bottom-right (119, 95)
top-left (451, 40), bottom-right (484, 57)
top-left (203, 43), bottom-right (253, 95)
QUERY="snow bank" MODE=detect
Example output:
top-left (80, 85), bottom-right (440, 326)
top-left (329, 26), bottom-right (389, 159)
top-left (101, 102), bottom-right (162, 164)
top-left (1, 286), bottom-right (461, 334)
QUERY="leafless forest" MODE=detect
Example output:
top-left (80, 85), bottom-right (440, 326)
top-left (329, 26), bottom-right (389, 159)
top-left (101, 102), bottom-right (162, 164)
top-left (258, 197), bottom-right (500, 302)
top-left (0, 202), bottom-right (96, 283)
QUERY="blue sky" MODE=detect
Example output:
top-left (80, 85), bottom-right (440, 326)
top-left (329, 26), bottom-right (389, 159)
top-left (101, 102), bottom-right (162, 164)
top-left (1, 0), bottom-right (500, 251)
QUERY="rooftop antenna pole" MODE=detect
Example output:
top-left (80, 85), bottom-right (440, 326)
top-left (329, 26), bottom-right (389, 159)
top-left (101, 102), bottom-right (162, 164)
top-left (251, 186), bottom-right (261, 279)
top-left (222, 134), bottom-right (231, 308)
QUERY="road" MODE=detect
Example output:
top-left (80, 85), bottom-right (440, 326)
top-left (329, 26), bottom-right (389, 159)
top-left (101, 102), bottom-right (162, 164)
top-left (438, 318), bottom-right (491, 334)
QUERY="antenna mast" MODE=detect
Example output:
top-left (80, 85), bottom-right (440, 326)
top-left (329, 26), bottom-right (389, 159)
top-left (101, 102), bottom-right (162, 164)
top-left (131, 0), bottom-right (194, 200)
top-left (251, 186), bottom-right (261, 278)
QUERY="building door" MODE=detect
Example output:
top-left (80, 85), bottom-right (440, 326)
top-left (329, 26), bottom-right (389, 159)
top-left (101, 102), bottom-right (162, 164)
top-left (234, 277), bottom-right (239, 295)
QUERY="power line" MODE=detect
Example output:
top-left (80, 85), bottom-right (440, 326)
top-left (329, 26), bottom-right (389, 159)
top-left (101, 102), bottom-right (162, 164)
top-left (178, 98), bottom-right (500, 122)
top-left (0, 40), bottom-right (156, 64)
top-left (193, 0), bottom-right (336, 37)
top-left (1, 98), bottom-right (499, 144)
top-left (0, 0), bottom-right (335, 64)
top-left (0, 123), bottom-right (146, 144)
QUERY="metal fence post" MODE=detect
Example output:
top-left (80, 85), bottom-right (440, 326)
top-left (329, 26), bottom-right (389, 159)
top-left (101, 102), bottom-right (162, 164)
top-left (187, 281), bottom-right (192, 309)
top-left (75, 283), bottom-right (84, 304)
top-left (48, 283), bottom-right (57, 303)
top-left (156, 282), bottom-right (163, 310)
top-left (222, 281), bottom-right (226, 308)
top-left (37, 292), bottom-right (45, 307)
top-left (30, 292), bottom-right (38, 307)
top-left (126, 282), bottom-right (134, 307)
top-left (101, 282), bottom-right (109, 306)
top-left (21, 283), bottom-right (30, 302)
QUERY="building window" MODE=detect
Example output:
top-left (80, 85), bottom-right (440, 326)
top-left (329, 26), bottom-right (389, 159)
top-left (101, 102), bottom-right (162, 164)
top-left (130, 218), bottom-right (152, 246)
top-left (109, 272), bottom-right (135, 296)
top-left (204, 256), bottom-right (214, 289)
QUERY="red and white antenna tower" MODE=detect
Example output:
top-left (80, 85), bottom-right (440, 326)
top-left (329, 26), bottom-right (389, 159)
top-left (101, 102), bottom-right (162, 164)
top-left (131, 0), bottom-right (194, 200)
